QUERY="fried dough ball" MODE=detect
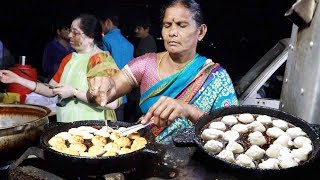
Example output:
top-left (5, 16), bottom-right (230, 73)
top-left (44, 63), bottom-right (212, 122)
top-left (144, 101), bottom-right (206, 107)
top-left (68, 128), bottom-right (83, 136)
top-left (248, 131), bottom-right (267, 146)
top-left (68, 135), bottom-right (84, 144)
top-left (62, 148), bottom-right (80, 156)
top-left (266, 127), bottom-right (285, 138)
top-left (273, 134), bottom-right (293, 148)
top-left (127, 132), bottom-right (142, 139)
top-left (79, 132), bottom-right (94, 140)
top-left (258, 158), bottom-right (280, 169)
top-left (50, 143), bottom-right (67, 153)
top-left (133, 137), bottom-right (148, 145)
top-left (69, 143), bottom-right (87, 152)
top-left (238, 113), bottom-right (255, 124)
top-left (79, 151), bottom-right (96, 157)
top-left (221, 115), bottom-right (238, 126)
top-left (226, 141), bottom-right (244, 153)
top-left (231, 124), bottom-right (248, 134)
top-left (235, 154), bottom-right (255, 168)
top-left (286, 127), bottom-right (307, 139)
top-left (88, 145), bottom-right (105, 156)
top-left (55, 132), bottom-right (72, 140)
top-left (246, 121), bottom-right (266, 132)
top-left (245, 145), bottom-right (266, 160)
top-left (256, 115), bottom-right (272, 125)
top-left (293, 136), bottom-right (312, 148)
top-left (131, 140), bottom-right (146, 151)
top-left (104, 142), bottom-right (120, 153)
top-left (217, 150), bottom-right (235, 162)
top-left (209, 121), bottom-right (226, 131)
top-left (266, 144), bottom-right (290, 158)
top-left (94, 129), bottom-right (110, 138)
top-left (102, 151), bottom-right (117, 157)
top-left (115, 137), bottom-right (132, 147)
top-left (77, 126), bottom-right (98, 133)
top-left (118, 147), bottom-right (133, 155)
top-left (48, 136), bottom-right (65, 148)
top-left (272, 119), bottom-right (289, 131)
top-left (110, 132), bottom-right (120, 141)
top-left (91, 135), bottom-right (107, 146)
top-left (223, 130), bottom-right (240, 141)
top-left (204, 140), bottom-right (223, 153)
top-left (201, 128), bottom-right (224, 141)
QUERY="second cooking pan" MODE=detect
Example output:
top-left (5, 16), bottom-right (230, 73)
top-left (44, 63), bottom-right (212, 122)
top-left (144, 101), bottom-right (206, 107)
top-left (173, 105), bottom-right (320, 175)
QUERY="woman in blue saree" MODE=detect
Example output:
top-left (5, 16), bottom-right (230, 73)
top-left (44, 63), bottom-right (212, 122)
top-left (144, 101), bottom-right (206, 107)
top-left (87, 0), bottom-right (239, 143)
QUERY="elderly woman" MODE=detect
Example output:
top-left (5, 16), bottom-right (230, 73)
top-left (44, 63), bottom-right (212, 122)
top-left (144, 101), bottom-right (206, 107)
top-left (0, 14), bottom-right (121, 122)
top-left (88, 0), bottom-right (239, 143)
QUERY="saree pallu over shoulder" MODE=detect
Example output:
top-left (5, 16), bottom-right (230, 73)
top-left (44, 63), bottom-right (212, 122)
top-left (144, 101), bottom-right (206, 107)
top-left (87, 51), bottom-right (122, 120)
top-left (140, 54), bottom-right (207, 113)
top-left (139, 54), bottom-right (238, 142)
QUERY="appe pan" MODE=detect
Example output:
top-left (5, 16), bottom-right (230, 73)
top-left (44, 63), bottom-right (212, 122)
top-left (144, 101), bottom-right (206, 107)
top-left (39, 120), bottom-right (165, 175)
top-left (172, 105), bottom-right (320, 175)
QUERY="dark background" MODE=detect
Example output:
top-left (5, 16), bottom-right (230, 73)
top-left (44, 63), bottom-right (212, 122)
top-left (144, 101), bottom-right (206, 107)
top-left (0, 0), bottom-right (295, 80)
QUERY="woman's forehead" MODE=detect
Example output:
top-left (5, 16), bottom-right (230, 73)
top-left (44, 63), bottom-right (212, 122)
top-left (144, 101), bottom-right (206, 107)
top-left (71, 19), bottom-right (81, 29)
top-left (163, 4), bottom-right (193, 22)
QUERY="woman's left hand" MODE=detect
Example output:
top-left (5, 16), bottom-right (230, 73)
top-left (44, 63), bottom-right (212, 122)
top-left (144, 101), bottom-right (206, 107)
top-left (52, 84), bottom-right (74, 99)
top-left (141, 96), bottom-right (191, 127)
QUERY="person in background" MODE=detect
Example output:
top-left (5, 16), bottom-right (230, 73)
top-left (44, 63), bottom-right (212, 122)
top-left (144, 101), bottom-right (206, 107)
top-left (0, 40), bottom-right (15, 92)
top-left (87, 0), bottom-right (239, 143)
top-left (134, 17), bottom-right (157, 57)
top-left (127, 17), bottom-right (159, 123)
top-left (0, 14), bottom-right (121, 122)
top-left (42, 21), bottom-right (74, 82)
top-left (100, 9), bottom-right (134, 122)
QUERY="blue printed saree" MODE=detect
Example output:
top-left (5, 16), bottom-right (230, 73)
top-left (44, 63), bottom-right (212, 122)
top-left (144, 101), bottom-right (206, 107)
top-left (140, 54), bottom-right (238, 143)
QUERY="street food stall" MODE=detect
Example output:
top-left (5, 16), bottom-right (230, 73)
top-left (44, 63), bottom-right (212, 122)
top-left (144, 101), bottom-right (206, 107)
top-left (1, 0), bottom-right (320, 179)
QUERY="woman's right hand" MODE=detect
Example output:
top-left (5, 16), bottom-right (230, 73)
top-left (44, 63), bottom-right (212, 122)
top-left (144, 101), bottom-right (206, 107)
top-left (0, 70), bottom-right (20, 84)
top-left (87, 76), bottom-right (116, 106)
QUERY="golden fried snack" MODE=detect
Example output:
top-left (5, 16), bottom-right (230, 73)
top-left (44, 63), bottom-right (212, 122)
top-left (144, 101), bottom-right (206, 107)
top-left (50, 143), bottom-right (67, 153)
top-left (102, 151), bottom-right (117, 157)
top-left (78, 131), bottom-right (94, 140)
top-left (68, 135), bottom-right (84, 144)
top-left (68, 128), bottom-right (82, 136)
top-left (79, 151), bottom-right (96, 157)
top-left (94, 129), bottom-right (110, 138)
top-left (110, 132), bottom-right (120, 141)
top-left (127, 132), bottom-right (142, 140)
top-left (91, 135), bottom-right (107, 146)
top-left (104, 142), bottom-right (120, 153)
top-left (62, 148), bottom-right (80, 156)
top-left (134, 137), bottom-right (147, 145)
top-left (131, 140), bottom-right (146, 151)
top-left (118, 147), bottom-right (133, 155)
top-left (115, 137), bottom-right (132, 147)
top-left (48, 136), bottom-right (65, 148)
top-left (88, 145), bottom-right (105, 156)
top-left (77, 126), bottom-right (98, 133)
top-left (55, 132), bottom-right (72, 140)
top-left (69, 143), bottom-right (87, 152)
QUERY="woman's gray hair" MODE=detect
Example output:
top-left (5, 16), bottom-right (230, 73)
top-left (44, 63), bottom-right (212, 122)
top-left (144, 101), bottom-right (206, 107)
top-left (160, 0), bottom-right (204, 27)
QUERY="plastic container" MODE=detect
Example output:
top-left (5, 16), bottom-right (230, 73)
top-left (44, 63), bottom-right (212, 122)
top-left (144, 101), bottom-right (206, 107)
top-left (7, 64), bottom-right (37, 103)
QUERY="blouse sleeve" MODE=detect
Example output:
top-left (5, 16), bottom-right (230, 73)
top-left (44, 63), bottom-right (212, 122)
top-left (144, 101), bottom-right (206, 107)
top-left (52, 53), bottom-right (73, 83)
top-left (125, 53), bottom-right (157, 86)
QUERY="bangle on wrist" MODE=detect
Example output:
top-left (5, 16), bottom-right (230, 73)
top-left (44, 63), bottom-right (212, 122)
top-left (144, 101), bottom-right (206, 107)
top-left (32, 82), bottom-right (37, 92)
top-left (73, 88), bottom-right (78, 99)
